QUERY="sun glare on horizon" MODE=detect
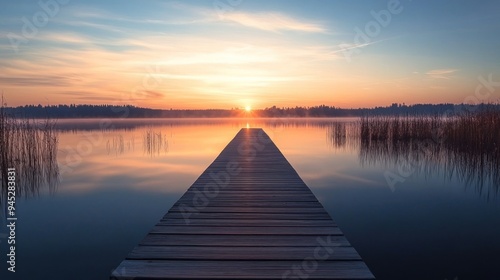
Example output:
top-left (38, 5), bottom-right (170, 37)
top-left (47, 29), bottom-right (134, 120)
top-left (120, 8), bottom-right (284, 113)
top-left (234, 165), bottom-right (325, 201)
top-left (245, 106), bottom-right (252, 112)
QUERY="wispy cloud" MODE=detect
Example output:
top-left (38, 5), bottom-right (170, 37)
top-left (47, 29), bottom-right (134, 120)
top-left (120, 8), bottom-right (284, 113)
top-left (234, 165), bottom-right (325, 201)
top-left (0, 75), bottom-right (73, 87)
top-left (222, 12), bottom-right (327, 33)
top-left (426, 68), bottom-right (459, 79)
top-left (168, 2), bottom-right (328, 33)
top-left (332, 41), bottom-right (377, 54)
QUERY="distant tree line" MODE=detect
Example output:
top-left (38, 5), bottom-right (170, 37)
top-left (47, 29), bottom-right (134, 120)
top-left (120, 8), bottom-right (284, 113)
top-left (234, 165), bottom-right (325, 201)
top-left (4, 103), bottom-right (500, 118)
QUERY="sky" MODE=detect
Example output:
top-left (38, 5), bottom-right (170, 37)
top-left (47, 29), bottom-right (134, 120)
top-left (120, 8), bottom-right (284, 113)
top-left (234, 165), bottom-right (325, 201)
top-left (1, 0), bottom-right (500, 109)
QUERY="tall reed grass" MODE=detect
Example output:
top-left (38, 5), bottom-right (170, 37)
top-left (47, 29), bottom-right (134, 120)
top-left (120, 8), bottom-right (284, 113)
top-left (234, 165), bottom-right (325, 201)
top-left (143, 128), bottom-right (169, 156)
top-left (358, 109), bottom-right (500, 197)
top-left (0, 100), bottom-right (59, 198)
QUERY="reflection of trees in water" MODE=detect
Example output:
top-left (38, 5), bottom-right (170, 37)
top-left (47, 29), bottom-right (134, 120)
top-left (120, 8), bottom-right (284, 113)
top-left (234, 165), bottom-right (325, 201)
top-left (326, 115), bottom-right (500, 199)
top-left (0, 110), bottom-right (60, 220)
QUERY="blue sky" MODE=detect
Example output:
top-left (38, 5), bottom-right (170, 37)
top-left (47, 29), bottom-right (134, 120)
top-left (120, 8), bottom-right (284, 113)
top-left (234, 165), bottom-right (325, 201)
top-left (1, 0), bottom-right (499, 108)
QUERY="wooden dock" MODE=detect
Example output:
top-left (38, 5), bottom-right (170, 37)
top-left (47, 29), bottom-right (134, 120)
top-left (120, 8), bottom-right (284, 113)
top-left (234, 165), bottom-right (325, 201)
top-left (111, 128), bottom-right (375, 279)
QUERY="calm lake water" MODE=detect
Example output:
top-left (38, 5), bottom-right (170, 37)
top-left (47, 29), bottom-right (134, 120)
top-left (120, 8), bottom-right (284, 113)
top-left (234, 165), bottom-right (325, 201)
top-left (1, 118), bottom-right (499, 280)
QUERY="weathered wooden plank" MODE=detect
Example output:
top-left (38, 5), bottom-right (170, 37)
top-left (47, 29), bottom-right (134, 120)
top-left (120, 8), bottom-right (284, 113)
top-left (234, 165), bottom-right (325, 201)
top-left (186, 187), bottom-right (313, 192)
top-left (182, 190), bottom-right (314, 194)
top-left (192, 180), bottom-right (307, 183)
top-left (127, 246), bottom-right (361, 260)
top-left (167, 206), bottom-right (330, 214)
top-left (173, 201), bottom-right (324, 208)
top-left (139, 234), bottom-right (351, 247)
top-left (158, 219), bottom-right (336, 227)
top-left (150, 225), bottom-right (344, 235)
top-left (178, 194), bottom-right (318, 201)
top-left (187, 183), bottom-right (310, 188)
top-left (178, 196), bottom-right (317, 201)
top-left (163, 212), bottom-right (332, 220)
top-left (111, 260), bottom-right (375, 279)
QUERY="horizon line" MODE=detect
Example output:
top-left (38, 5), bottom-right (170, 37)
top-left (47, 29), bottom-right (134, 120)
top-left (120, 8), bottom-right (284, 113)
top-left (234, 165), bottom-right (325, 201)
top-left (5, 102), bottom-right (500, 111)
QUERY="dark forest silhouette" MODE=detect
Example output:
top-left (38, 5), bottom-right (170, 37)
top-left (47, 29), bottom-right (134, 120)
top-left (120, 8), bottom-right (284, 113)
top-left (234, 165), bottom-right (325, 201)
top-left (5, 103), bottom-right (500, 118)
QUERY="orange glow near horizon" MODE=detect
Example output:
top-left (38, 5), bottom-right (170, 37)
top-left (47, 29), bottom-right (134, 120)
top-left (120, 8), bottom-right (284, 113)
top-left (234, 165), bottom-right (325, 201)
top-left (0, 35), bottom-right (479, 110)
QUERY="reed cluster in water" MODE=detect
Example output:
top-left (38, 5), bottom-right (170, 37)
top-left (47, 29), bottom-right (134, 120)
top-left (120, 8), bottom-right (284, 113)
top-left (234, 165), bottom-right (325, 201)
top-left (106, 135), bottom-right (125, 155)
top-left (359, 110), bottom-right (500, 155)
top-left (143, 128), bottom-right (169, 156)
top-left (360, 115), bottom-right (444, 142)
top-left (0, 101), bottom-right (59, 197)
top-left (445, 110), bottom-right (500, 155)
top-left (357, 109), bottom-right (500, 197)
